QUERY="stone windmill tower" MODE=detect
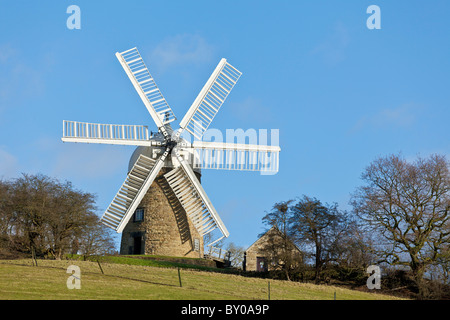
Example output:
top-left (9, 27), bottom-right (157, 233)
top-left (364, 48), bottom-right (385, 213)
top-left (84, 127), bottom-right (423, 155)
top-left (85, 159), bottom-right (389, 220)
top-left (61, 47), bottom-right (280, 258)
top-left (119, 135), bottom-right (204, 258)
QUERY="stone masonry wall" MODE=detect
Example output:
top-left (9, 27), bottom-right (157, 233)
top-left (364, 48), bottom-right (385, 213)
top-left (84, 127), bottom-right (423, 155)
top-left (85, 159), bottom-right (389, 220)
top-left (244, 237), bottom-right (266, 271)
top-left (120, 168), bottom-right (204, 258)
top-left (244, 227), bottom-right (302, 272)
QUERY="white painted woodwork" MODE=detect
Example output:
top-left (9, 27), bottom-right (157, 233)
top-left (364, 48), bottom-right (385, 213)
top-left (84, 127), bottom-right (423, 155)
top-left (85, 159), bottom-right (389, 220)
top-left (101, 151), bottom-right (168, 233)
top-left (164, 150), bottom-right (229, 244)
top-left (177, 59), bottom-right (242, 140)
top-left (192, 141), bottom-right (280, 172)
top-left (62, 47), bottom-right (280, 248)
top-left (116, 47), bottom-right (176, 137)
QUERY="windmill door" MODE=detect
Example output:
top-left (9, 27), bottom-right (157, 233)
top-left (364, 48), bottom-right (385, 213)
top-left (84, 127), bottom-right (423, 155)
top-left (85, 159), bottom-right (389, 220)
top-left (133, 236), bottom-right (142, 254)
top-left (256, 257), bottom-right (267, 272)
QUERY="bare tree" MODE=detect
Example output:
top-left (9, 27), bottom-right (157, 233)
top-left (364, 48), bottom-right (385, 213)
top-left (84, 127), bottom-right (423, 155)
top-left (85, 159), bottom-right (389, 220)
top-left (77, 222), bottom-right (117, 259)
top-left (290, 195), bottom-right (347, 283)
top-left (333, 218), bottom-right (377, 269)
top-left (261, 200), bottom-right (293, 236)
top-left (351, 154), bottom-right (450, 297)
top-left (9, 174), bottom-right (54, 257)
top-left (260, 200), bottom-right (304, 280)
top-left (0, 180), bottom-right (14, 242)
top-left (0, 173), bottom-right (115, 259)
top-left (46, 180), bottom-right (98, 259)
top-left (224, 242), bottom-right (245, 269)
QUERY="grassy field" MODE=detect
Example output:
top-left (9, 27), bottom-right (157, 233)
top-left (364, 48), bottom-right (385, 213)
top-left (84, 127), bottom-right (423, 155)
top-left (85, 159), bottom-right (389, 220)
top-left (0, 258), bottom-right (404, 300)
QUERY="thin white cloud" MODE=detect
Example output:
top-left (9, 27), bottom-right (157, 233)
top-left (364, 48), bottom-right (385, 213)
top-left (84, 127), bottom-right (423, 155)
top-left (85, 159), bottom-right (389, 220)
top-left (228, 96), bottom-right (274, 123)
top-left (22, 135), bottom-right (130, 181)
top-left (311, 21), bottom-right (350, 65)
top-left (0, 44), bottom-right (16, 64)
top-left (350, 103), bottom-right (419, 133)
top-left (0, 146), bottom-right (19, 179)
top-left (148, 34), bottom-right (215, 72)
top-left (0, 44), bottom-right (44, 112)
top-left (53, 143), bottom-right (131, 180)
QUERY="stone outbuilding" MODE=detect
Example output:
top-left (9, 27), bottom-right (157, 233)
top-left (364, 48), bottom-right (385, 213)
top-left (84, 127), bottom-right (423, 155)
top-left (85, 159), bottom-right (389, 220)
top-left (243, 226), bottom-right (303, 272)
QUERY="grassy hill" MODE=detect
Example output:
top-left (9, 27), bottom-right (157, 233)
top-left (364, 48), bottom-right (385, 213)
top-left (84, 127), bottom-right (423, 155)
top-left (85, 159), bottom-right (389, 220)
top-left (0, 257), bottom-right (404, 300)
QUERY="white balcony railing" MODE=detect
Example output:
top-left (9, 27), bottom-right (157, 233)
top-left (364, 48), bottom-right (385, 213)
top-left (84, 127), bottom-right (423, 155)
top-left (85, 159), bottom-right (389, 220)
top-left (205, 245), bottom-right (230, 261)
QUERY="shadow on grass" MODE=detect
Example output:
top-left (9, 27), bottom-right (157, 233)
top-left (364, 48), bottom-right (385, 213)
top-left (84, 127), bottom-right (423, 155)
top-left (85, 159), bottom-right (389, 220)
top-left (1, 260), bottom-right (181, 289)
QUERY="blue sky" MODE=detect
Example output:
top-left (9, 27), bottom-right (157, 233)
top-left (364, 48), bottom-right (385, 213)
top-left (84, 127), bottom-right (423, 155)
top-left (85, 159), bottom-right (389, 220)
top-left (1, 1), bottom-right (449, 250)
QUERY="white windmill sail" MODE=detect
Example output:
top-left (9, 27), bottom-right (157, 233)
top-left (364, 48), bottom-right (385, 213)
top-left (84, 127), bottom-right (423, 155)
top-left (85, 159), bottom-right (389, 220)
top-left (100, 150), bottom-right (169, 233)
top-left (190, 141), bottom-right (280, 173)
top-left (62, 120), bottom-right (164, 147)
top-left (163, 150), bottom-right (229, 243)
top-left (177, 59), bottom-right (242, 140)
top-left (62, 46), bottom-right (281, 252)
top-left (116, 47), bottom-right (176, 137)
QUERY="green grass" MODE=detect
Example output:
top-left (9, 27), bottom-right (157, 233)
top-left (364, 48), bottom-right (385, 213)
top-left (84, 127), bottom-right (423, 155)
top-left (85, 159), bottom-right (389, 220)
top-left (0, 258), bottom-right (404, 300)
top-left (84, 254), bottom-right (219, 271)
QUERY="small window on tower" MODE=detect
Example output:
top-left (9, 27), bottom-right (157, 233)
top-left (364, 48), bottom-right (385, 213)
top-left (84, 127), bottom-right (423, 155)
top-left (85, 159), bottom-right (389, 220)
top-left (134, 208), bottom-right (144, 222)
top-left (194, 238), bottom-right (200, 252)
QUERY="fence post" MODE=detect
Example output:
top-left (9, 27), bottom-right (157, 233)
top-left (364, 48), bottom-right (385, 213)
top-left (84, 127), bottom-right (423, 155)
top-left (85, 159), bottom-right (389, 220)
top-left (31, 246), bottom-right (38, 267)
top-left (268, 281), bottom-right (271, 300)
top-left (97, 258), bottom-right (104, 274)
top-left (178, 267), bottom-right (182, 287)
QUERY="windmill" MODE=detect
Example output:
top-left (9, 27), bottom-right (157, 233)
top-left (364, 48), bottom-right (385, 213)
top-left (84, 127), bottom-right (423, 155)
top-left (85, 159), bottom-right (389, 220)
top-left (62, 47), bottom-right (280, 257)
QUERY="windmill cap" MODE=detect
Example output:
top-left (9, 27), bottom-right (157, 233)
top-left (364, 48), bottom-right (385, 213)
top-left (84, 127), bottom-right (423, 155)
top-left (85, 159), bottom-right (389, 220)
top-left (128, 139), bottom-right (201, 175)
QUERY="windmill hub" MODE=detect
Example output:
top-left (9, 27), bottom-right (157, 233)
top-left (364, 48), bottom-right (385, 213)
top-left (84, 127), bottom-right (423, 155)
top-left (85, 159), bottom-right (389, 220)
top-left (166, 139), bottom-right (178, 150)
top-left (128, 133), bottom-right (201, 175)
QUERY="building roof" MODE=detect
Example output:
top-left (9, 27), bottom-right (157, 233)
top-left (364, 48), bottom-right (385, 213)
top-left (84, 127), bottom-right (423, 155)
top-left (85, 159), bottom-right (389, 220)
top-left (245, 225), bottom-right (302, 253)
